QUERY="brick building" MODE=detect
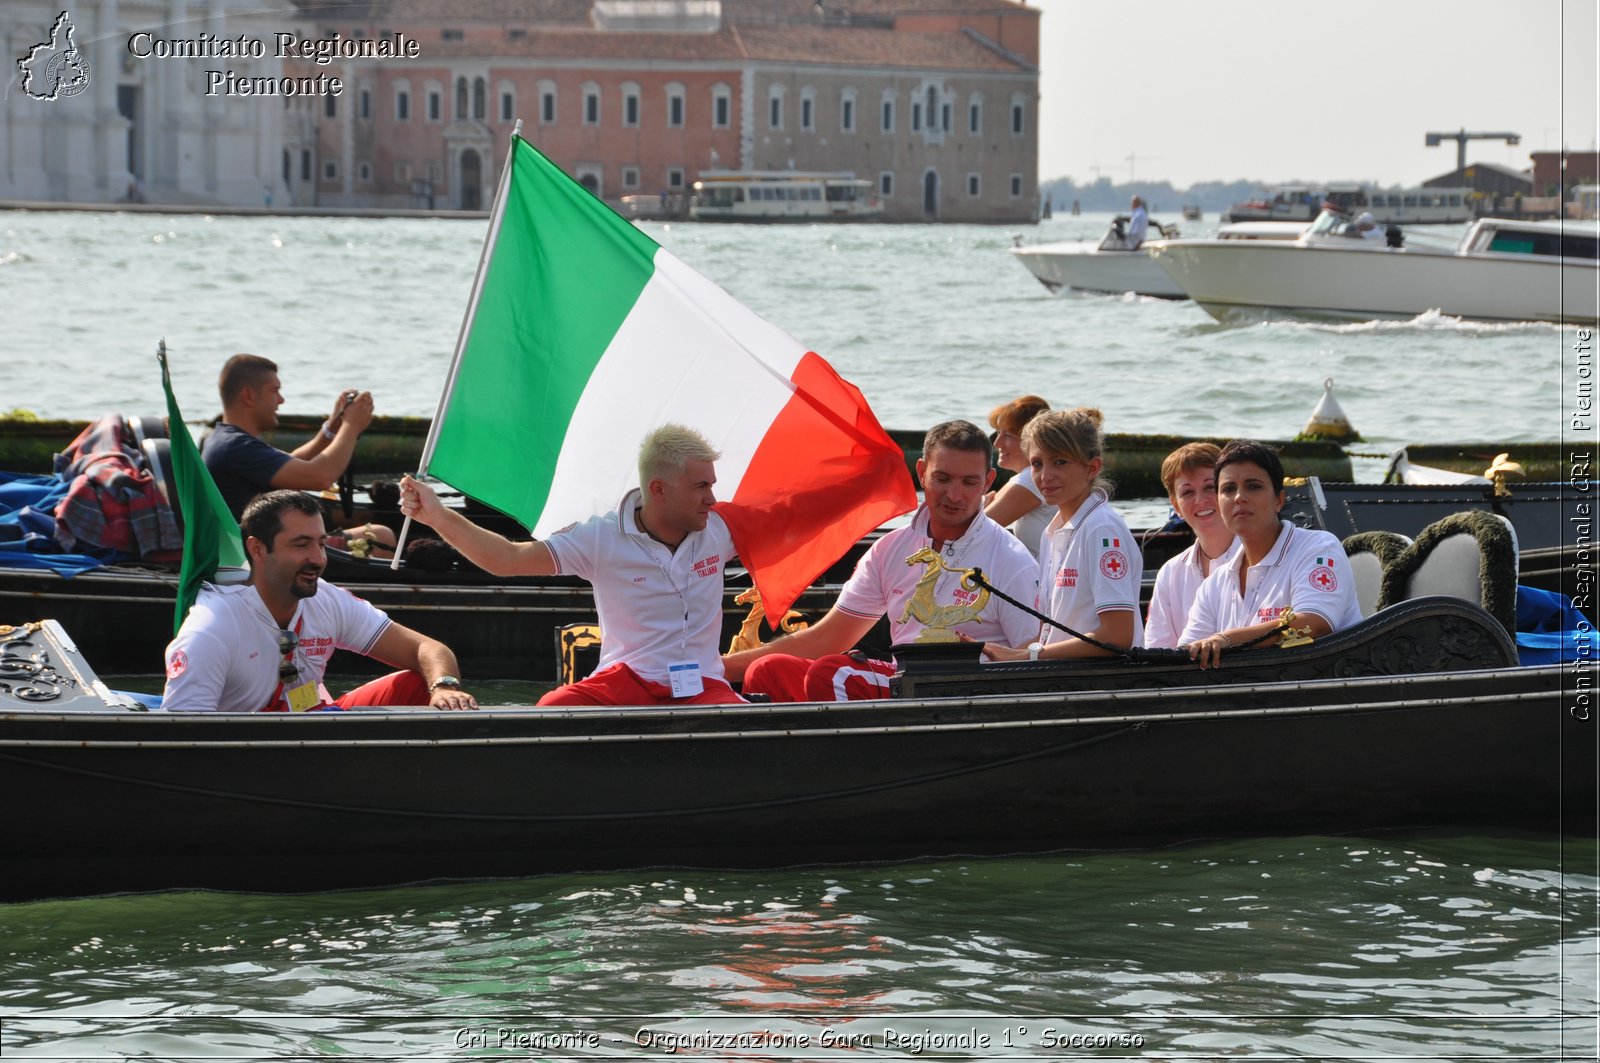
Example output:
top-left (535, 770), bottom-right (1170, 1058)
top-left (1530, 150), bottom-right (1600, 198)
top-left (286, 0), bottom-right (1041, 221)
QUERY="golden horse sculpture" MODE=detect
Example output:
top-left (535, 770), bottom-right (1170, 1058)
top-left (726, 588), bottom-right (810, 654)
top-left (898, 546), bottom-right (990, 643)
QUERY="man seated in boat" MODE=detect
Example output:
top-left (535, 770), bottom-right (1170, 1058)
top-left (400, 425), bottom-right (746, 707)
top-left (202, 354), bottom-right (397, 554)
top-left (1144, 442), bottom-right (1240, 648)
top-left (1180, 440), bottom-right (1362, 668)
top-left (722, 420), bottom-right (1039, 701)
top-left (162, 490), bottom-right (477, 712)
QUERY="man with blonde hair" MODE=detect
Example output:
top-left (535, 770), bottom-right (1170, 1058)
top-left (400, 424), bottom-right (744, 706)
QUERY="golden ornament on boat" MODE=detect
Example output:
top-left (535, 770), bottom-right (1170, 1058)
top-left (900, 547), bottom-right (989, 643)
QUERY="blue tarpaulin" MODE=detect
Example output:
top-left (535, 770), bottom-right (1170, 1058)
top-left (0, 472), bottom-right (123, 577)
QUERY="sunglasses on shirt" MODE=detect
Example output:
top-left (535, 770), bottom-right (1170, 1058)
top-left (277, 628), bottom-right (299, 685)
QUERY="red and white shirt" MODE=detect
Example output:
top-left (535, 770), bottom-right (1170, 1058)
top-left (1145, 537), bottom-right (1240, 649)
top-left (1179, 521), bottom-right (1362, 644)
top-left (836, 506), bottom-right (1039, 647)
top-left (162, 580), bottom-right (391, 712)
top-left (1037, 489), bottom-right (1144, 648)
top-left (546, 488), bottom-right (735, 686)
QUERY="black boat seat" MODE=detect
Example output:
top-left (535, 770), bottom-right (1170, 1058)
top-left (1378, 511), bottom-right (1519, 633)
top-left (1341, 530), bottom-right (1412, 619)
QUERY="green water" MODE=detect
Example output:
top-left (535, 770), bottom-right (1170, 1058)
top-left (2, 835), bottom-right (1595, 1058)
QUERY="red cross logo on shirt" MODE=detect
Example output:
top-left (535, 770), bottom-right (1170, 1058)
top-left (1309, 564), bottom-right (1338, 592)
top-left (1099, 549), bottom-right (1129, 580)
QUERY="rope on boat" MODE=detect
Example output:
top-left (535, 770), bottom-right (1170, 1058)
top-left (967, 569), bottom-right (1278, 661)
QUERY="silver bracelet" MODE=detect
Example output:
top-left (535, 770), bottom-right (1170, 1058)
top-left (320, 421), bottom-right (336, 441)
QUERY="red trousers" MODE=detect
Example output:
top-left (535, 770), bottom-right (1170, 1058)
top-left (539, 662), bottom-right (746, 707)
top-left (741, 653), bottom-right (895, 703)
top-left (333, 670), bottom-right (431, 708)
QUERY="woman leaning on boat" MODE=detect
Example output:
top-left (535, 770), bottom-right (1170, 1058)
top-left (1179, 439), bottom-right (1362, 668)
top-left (983, 407), bottom-right (1143, 661)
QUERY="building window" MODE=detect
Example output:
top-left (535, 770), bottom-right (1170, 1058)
top-left (301, 150), bottom-right (311, 181)
top-left (427, 86), bottom-right (441, 121)
top-left (455, 77), bottom-right (468, 119)
top-left (712, 83), bottom-right (731, 129)
top-left (1010, 93), bottom-right (1026, 135)
top-left (968, 94), bottom-right (983, 135)
top-left (501, 90), bottom-right (514, 122)
top-left (840, 89), bottom-right (856, 133)
top-left (507, 27), bottom-right (527, 40)
top-left (880, 95), bottom-right (894, 133)
top-left (967, 173), bottom-right (980, 197)
top-left (441, 28), bottom-right (463, 41)
top-left (622, 166), bottom-right (640, 189)
top-left (324, 94), bottom-right (336, 119)
top-left (583, 82), bottom-right (601, 125)
top-left (879, 171), bottom-right (893, 196)
top-left (395, 87), bottom-right (410, 121)
top-left (941, 102), bottom-right (952, 133)
top-left (359, 88), bottom-right (371, 119)
top-left (911, 102), bottom-right (921, 133)
top-left (800, 87), bottom-right (815, 132)
top-left (473, 77), bottom-right (486, 120)
top-left (622, 82), bottom-right (640, 127)
top-left (1009, 172), bottom-right (1023, 198)
top-left (667, 167), bottom-right (685, 188)
top-left (426, 160), bottom-right (443, 184)
top-left (358, 161), bottom-right (372, 182)
top-left (666, 82), bottom-right (685, 128)
top-left (395, 161), bottom-right (412, 183)
top-left (538, 79), bottom-right (557, 124)
top-left (768, 86), bottom-right (784, 130)
top-left (323, 160), bottom-right (337, 180)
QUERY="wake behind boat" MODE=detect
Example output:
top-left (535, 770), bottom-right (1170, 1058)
top-left (1147, 212), bottom-right (1600, 324)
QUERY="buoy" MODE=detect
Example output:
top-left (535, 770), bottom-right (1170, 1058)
top-left (1300, 377), bottom-right (1360, 443)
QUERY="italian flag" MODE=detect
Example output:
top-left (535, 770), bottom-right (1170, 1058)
top-left (421, 133), bottom-right (914, 621)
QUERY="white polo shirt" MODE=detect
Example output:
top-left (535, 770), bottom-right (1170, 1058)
top-left (1179, 520), bottom-right (1363, 644)
top-left (546, 488), bottom-right (734, 686)
top-left (1005, 467), bottom-right (1054, 559)
top-left (162, 580), bottom-right (391, 712)
top-left (1037, 489), bottom-right (1144, 648)
top-left (836, 506), bottom-right (1039, 647)
top-left (1145, 537), bottom-right (1241, 648)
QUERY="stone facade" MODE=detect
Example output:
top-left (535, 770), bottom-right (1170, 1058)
top-left (1, 0), bottom-right (302, 206)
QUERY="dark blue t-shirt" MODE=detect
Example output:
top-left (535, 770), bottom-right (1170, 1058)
top-left (201, 424), bottom-right (292, 519)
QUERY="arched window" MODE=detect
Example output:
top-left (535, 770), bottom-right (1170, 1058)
top-left (473, 77), bottom-right (486, 121)
top-left (665, 81), bottom-right (685, 128)
top-left (455, 76), bottom-right (468, 119)
top-left (538, 79), bottom-right (557, 124)
top-left (711, 82), bottom-right (731, 129)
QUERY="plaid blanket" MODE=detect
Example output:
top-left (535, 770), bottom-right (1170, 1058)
top-left (52, 414), bottom-right (182, 557)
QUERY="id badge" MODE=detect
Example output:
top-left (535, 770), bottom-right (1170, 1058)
top-left (668, 661), bottom-right (704, 698)
top-left (285, 680), bottom-right (322, 713)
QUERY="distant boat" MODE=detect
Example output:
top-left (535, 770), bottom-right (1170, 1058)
top-left (1182, 204), bottom-right (1202, 220)
top-left (1223, 184), bottom-right (1473, 225)
top-left (688, 170), bottom-right (882, 222)
top-left (1148, 212), bottom-right (1600, 323)
top-left (1010, 219), bottom-right (1305, 298)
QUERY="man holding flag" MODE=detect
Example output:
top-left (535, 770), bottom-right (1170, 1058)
top-left (401, 425), bottom-right (744, 707)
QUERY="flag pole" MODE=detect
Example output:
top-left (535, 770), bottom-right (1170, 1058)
top-left (391, 119), bottom-right (525, 569)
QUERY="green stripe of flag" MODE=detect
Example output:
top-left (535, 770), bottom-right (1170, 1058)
top-left (426, 136), bottom-right (660, 526)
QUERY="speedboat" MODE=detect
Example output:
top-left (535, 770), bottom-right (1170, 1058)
top-left (1009, 219), bottom-right (1303, 298)
top-left (1147, 212), bottom-right (1600, 324)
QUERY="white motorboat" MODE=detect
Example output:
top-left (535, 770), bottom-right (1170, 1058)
top-left (1147, 212), bottom-right (1600, 324)
top-left (1010, 219), bottom-right (1303, 298)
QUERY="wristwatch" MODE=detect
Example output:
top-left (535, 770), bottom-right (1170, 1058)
top-left (1027, 642), bottom-right (1042, 661)
top-left (429, 675), bottom-right (461, 692)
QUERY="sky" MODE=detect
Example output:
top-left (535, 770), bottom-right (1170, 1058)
top-left (1030, 0), bottom-right (1599, 188)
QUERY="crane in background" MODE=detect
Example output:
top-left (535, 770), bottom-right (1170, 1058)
top-left (1425, 129), bottom-right (1521, 171)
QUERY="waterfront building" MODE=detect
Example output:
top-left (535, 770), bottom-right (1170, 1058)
top-left (1, 0), bottom-right (302, 207)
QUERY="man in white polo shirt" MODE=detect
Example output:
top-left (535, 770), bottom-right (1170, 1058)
top-left (722, 420), bottom-right (1039, 702)
top-left (401, 424), bottom-right (742, 706)
top-left (162, 490), bottom-right (477, 712)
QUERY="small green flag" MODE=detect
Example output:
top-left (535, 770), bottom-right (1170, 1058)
top-left (159, 343), bottom-right (246, 633)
